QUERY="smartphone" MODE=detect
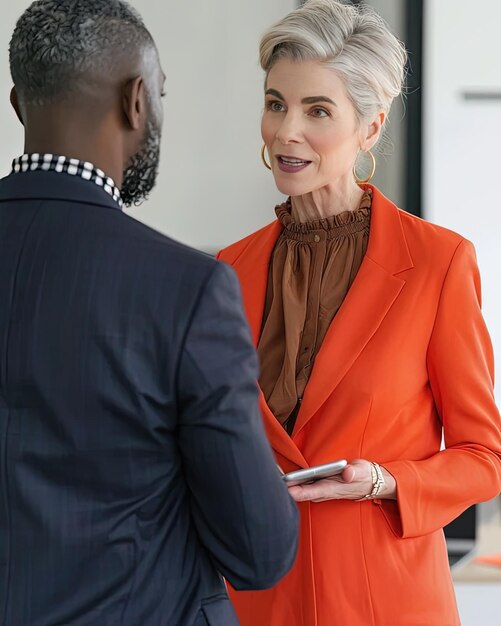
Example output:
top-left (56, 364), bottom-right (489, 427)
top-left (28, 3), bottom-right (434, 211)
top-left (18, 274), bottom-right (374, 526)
top-left (282, 459), bottom-right (348, 487)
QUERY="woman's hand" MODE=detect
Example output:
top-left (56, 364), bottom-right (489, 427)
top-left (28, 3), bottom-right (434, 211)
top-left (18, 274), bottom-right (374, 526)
top-left (287, 459), bottom-right (397, 503)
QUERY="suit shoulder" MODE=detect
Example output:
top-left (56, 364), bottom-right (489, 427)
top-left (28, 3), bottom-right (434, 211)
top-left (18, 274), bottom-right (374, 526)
top-left (218, 221), bottom-right (278, 264)
top-left (397, 208), bottom-right (469, 260)
top-left (116, 211), bottom-right (218, 273)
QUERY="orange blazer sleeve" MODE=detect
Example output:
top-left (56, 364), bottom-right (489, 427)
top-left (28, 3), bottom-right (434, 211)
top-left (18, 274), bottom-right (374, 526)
top-left (383, 239), bottom-right (501, 538)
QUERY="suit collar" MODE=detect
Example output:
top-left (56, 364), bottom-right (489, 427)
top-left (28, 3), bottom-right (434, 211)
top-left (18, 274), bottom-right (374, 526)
top-left (231, 185), bottom-right (414, 465)
top-left (232, 220), bottom-right (282, 346)
top-left (364, 185), bottom-right (413, 275)
top-left (0, 170), bottom-right (122, 211)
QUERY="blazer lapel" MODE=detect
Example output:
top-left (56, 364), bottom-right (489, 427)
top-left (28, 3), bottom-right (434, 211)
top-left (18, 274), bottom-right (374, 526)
top-left (232, 221), bottom-right (282, 347)
top-left (259, 392), bottom-right (308, 469)
top-left (293, 186), bottom-right (414, 438)
top-left (231, 220), bottom-right (308, 468)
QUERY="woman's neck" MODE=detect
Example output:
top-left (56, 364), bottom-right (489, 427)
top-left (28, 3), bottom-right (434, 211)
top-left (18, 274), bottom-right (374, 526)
top-left (290, 182), bottom-right (365, 223)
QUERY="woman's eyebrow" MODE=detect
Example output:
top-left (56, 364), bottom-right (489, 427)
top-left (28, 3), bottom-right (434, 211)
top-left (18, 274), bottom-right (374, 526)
top-left (302, 96), bottom-right (337, 106)
top-left (265, 88), bottom-right (285, 99)
top-left (264, 89), bottom-right (337, 107)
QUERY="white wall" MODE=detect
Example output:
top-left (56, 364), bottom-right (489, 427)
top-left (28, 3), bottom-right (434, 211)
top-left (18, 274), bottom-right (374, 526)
top-left (0, 0), bottom-right (296, 252)
top-left (424, 0), bottom-right (501, 399)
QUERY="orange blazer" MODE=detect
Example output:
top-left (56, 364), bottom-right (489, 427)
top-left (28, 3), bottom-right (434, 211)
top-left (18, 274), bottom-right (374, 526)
top-left (217, 185), bottom-right (501, 626)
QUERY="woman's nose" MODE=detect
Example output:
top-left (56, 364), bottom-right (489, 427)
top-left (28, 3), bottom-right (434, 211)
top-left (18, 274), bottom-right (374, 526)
top-left (276, 112), bottom-right (303, 145)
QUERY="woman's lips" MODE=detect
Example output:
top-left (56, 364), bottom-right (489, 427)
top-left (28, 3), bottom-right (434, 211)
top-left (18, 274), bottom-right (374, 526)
top-left (276, 155), bottom-right (311, 173)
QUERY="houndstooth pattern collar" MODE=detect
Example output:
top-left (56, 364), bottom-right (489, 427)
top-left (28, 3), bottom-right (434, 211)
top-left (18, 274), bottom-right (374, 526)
top-left (11, 153), bottom-right (123, 208)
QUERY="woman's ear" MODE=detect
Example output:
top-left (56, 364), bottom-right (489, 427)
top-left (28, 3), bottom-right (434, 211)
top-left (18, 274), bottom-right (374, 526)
top-left (361, 111), bottom-right (385, 151)
top-left (10, 87), bottom-right (24, 126)
top-left (122, 76), bottom-right (145, 131)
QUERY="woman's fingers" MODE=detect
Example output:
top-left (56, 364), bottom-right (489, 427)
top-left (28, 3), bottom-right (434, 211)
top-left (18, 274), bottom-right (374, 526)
top-left (342, 464), bottom-right (356, 483)
top-left (288, 481), bottom-right (336, 502)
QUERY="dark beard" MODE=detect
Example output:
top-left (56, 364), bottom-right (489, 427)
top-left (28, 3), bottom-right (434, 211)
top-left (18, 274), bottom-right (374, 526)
top-left (120, 122), bottom-right (161, 207)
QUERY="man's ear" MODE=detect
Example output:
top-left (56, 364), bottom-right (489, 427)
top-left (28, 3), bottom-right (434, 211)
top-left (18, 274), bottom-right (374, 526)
top-left (10, 87), bottom-right (24, 126)
top-left (122, 76), bottom-right (145, 131)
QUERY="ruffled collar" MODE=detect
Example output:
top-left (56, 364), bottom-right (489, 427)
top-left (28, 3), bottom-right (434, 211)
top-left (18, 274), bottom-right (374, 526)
top-left (275, 189), bottom-right (372, 235)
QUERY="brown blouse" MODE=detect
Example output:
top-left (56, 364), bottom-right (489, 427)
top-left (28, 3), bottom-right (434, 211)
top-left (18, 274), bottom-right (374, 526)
top-left (258, 189), bottom-right (372, 434)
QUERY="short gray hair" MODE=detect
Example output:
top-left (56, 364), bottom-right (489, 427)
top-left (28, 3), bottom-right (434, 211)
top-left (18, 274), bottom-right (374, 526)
top-left (9, 0), bottom-right (154, 106)
top-left (259, 0), bottom-right (407, 121)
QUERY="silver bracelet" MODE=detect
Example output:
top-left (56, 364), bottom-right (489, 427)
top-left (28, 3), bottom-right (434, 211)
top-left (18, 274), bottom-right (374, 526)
top-left (364, 462), bottom-right (385, 499)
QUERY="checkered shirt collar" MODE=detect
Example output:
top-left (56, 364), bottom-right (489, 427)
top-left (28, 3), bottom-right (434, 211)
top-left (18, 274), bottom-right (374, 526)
top-left (11, 153), bottom-right (123, 208)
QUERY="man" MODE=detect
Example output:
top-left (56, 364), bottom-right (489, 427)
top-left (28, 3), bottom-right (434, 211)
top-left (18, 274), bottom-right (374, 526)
top-left (0, 2), bottom-right (298, 625)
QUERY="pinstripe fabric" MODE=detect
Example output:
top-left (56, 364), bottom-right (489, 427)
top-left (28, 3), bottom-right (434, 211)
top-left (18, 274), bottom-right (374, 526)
top-left (0, 171), bottom-right (298, 626)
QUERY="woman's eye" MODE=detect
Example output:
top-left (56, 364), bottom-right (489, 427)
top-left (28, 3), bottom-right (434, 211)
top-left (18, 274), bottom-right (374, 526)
top-left (266, 101), bottom-right (285, 112)
top-left (310, 107), bottom-right (329, 118)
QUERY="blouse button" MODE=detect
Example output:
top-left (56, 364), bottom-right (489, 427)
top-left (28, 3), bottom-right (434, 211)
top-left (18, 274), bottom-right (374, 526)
top-left (314, 234), bottom-right (320, 243)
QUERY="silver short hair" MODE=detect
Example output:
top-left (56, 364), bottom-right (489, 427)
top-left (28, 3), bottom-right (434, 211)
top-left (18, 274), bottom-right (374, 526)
top-left (259, 0), bottom-right (407, 122)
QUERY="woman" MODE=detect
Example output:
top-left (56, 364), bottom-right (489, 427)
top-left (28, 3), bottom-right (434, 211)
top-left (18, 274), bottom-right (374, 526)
top-left (218, 1), bottom-right (501, 625)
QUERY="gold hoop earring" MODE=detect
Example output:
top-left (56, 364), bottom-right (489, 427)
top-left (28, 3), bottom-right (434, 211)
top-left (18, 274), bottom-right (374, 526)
top-left (353, 150), bottom-right (376, 184)
top-left (261, 144), bottom-right (272, 170)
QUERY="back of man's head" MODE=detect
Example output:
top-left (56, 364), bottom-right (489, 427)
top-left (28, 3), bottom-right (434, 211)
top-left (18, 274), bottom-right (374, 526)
top-left (9, 0), bottom-right (153, 107)
top-left (8, 0), bottom-right (165, 207)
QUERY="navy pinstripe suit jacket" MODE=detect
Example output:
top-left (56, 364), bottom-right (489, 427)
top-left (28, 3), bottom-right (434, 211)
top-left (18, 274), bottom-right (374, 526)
top-left (0, 171), bottom-right (298, 626)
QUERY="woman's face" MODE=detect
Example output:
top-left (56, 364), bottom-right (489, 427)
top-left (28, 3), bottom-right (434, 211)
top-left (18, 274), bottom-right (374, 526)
top-left (261, 58), bottom-right (375, 197)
